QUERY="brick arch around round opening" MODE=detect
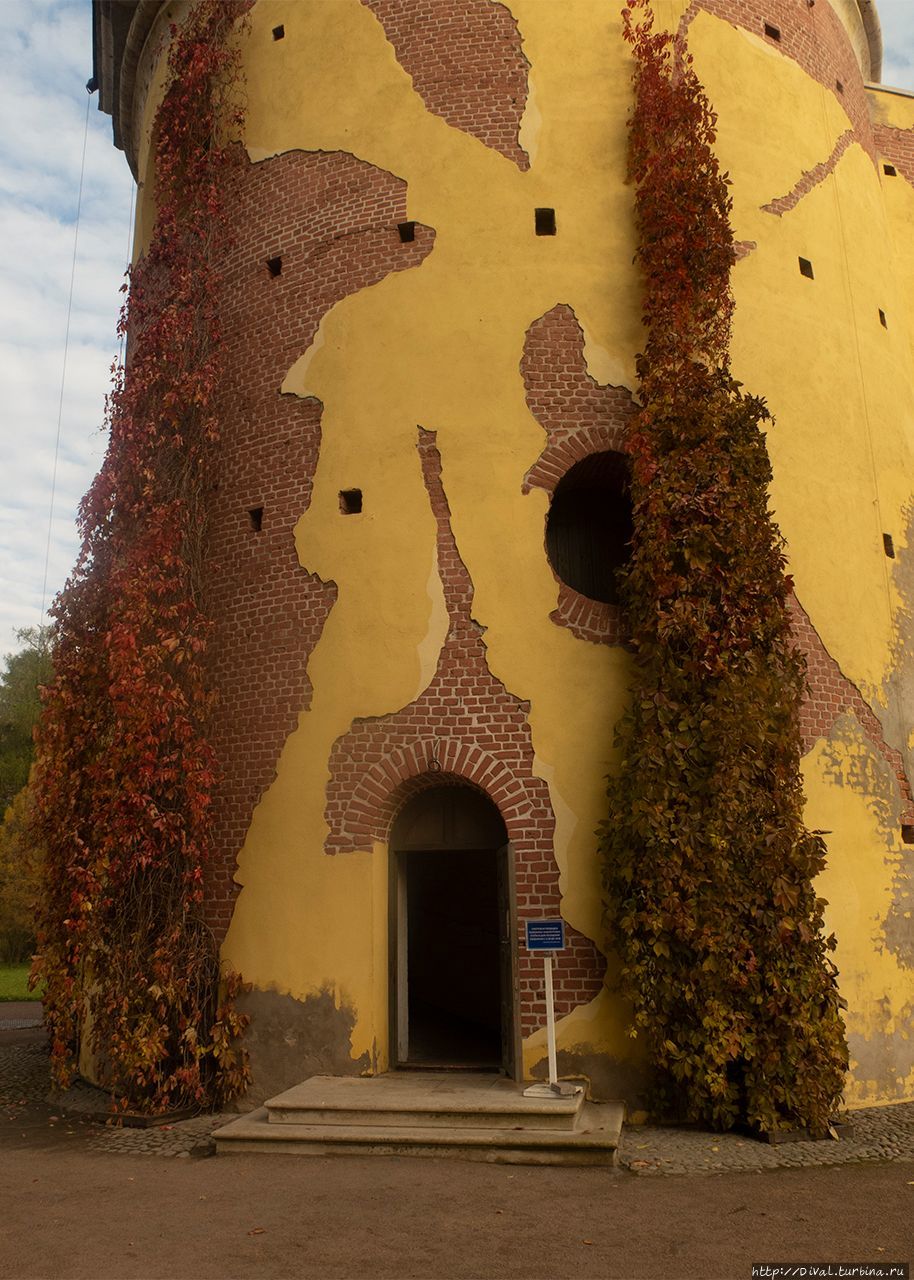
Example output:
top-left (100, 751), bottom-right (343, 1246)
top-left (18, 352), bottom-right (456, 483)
top-left (520, 304), bottom-right (635, 647)
top-left (326, 738), bottom-right (545, 855)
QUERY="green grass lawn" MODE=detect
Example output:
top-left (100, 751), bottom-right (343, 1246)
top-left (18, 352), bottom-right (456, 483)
top-left (0, 964), bottom-right (42, 1002)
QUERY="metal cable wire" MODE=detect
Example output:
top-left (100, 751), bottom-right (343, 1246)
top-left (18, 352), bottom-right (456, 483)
top-left (39, 89), bottom-right (92, 627)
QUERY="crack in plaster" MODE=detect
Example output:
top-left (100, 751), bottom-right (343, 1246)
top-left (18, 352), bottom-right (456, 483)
top-left (761, 129), bottom-right (856, 216)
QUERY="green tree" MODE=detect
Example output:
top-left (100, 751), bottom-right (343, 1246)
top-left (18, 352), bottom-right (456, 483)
top-left (0, 786), bottom-right (41, 963)
top-left (0, 627), bottom-right (50, 963)
top-left (0, 627), bottom-right (51, 814)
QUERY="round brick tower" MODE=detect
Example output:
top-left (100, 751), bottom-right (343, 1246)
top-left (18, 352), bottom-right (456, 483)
top-left (92, 0), bottom-right (914, 1109)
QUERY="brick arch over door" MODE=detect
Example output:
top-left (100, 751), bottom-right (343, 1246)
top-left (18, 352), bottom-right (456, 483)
top-left (329, 743), bottom-right (606, 1037)
top-left (333, 742), bottom-right (542, 854)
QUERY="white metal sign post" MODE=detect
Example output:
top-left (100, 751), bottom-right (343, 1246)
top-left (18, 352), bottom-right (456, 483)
top-left (543, 947), bottom-right (558, 1086)
top-left (523, 919), bottom-right (582, 1098)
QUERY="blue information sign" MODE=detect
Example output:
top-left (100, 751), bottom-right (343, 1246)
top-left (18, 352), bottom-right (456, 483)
top-left (525, 919), bottom-right (565, 952)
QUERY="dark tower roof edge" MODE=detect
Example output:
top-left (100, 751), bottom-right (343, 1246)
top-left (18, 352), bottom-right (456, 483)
top-left (92, 0), bottom-right (168, 180)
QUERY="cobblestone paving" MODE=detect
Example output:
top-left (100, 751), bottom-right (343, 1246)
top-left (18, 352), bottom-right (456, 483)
top-left (0, 1038), bottom-right (229, 1157)
top-left (619, 1103), bottom-right (914, 1175)
top-left (0, 1042), bottom-right (51, 1108)
top-left (5, 1033), bottom-right (914, 1169)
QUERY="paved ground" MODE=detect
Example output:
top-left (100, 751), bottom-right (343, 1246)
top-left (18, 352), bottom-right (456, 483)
top-left (6, 1009), bottom-right (912, 1172)
top-left (2, 1007), bottom-right (913, 1279)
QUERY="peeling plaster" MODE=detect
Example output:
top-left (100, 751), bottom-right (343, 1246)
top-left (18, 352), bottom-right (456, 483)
top-left (808, 726), bottom-right (914, 1101)
top-left (233, 986), bottom-right (370, 1109)
top-left (885, 501), bottom-right (914, 788)
top-left (761, 130), bottom-right (857, 216)
top-left (129, 0), bottom-right (914, 1102)
top-left (517, 63), bottom-right (541, 167)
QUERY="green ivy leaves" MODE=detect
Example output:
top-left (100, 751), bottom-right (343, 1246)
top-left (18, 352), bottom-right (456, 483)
top-left (601, 0), bottom-right (848, 1136)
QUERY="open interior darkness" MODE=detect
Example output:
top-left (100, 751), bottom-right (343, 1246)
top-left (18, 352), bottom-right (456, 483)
top-left (404, 848), bottom-right (501, 1068)
top-left (546, 449), bottom-right (633, 604)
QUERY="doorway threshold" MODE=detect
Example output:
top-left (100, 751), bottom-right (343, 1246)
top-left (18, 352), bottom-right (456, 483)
top-left (396, 1061), bottom-right (503, 1073)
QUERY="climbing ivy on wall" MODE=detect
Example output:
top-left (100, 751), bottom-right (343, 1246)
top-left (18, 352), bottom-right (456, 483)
top-left (31, 0), bottom-right (250, 1113)
top-left (600, 0), bottom-right (848, 1134)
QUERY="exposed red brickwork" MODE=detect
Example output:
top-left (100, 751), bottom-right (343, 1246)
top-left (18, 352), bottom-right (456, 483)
top-left (203, 149), bottom-right (435, 937)
top-left (324, 428), bottom-right (605, 1032)
top-left (680, 0), bottom-right (876, 165)
top-left (790, 595), bottom-right (914, 822)
top-left (762, 129), bottom-right (854, 215)
top-left (551, 584), bottom-right (628, 647)
top-left (361, 0), bottom-right (530, 170)
top-left (734, 239), bottom-right (757, 260)
top-left (874, 123), bottom-right (914, 188)
top-left (521, 304), bottom-right (636, 646)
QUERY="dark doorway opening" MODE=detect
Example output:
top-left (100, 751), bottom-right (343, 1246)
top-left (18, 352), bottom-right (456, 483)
top-left (404, 848), bottom-right (500, 1067)
top-left (390, 785), bottom-right (516, 1075)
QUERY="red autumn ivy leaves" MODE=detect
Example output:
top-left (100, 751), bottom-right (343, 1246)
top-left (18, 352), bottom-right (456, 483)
top-left (601, 0), bottom-right (848, 1134)
top-left (31, 0), bottom-right (250, 1113)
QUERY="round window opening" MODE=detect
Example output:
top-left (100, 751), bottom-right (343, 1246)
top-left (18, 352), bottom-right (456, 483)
top-left (545, 450), bottom-right (633, 605)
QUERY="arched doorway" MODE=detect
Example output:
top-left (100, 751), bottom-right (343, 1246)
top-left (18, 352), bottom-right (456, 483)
top-left (389, 784), bottom-right (518, 1076)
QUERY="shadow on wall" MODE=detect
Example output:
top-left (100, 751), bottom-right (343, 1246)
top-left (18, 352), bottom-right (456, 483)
top-left (531, 1046), bottom-right (651, 1110)
top-left (231, 985), bottom-right (370, 1110)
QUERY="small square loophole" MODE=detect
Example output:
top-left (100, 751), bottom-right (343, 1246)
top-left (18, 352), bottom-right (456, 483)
top-left (902, 824), bottom-right (914, 845)
top-left (272, 24), bottom-right (285, 40)
top-left (535, 207), bottom-right (556, 236)
top-left (883, 533), bottom-right (896, 559)
top-left (397, 221), bottom-right (416, 243)
top-left (764, 22), bottom-right (781, 41)
top-left (248, 506), bottom-right (264, 533)
top-left (266, 256), bottom-right (282, 278)
top-left (879, 308), bottom-right (888, 328)
top-left (339, 489), bottom-right (362, 515)
top-left (798, 256), bottom-right (814, 279)
top-left (884, 163), bottom-right (897, 177)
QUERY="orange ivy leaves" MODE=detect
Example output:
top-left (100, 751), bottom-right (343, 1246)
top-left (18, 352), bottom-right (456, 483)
top-left (31, 0), bottom-right (249, 1113)
top-left (600, 1), bottom-right (847, 1135)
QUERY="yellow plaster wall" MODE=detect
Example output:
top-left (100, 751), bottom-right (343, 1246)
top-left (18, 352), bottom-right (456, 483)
top-left (130, 0), bottom-right (914, 1102)
top-left (220, 0), bottom-right (644, 1076)
top-left (871, 87), bottom-right (914, 419)
top-left (679, 10), bottom-right (914, 710)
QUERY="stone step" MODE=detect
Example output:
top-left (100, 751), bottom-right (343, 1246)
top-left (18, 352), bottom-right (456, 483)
top-left (214, 1100), bottom-right (624, 1166)
top-left (264, 1073), bottom-right (585, 1132)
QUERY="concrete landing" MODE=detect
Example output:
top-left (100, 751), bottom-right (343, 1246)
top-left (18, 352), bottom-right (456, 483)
top-left (214, 1072), bottom-right (624, 1166)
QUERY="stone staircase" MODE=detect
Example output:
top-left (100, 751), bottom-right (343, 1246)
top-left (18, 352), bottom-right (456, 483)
top-left (213, 1071), bottom-right (624, 1165)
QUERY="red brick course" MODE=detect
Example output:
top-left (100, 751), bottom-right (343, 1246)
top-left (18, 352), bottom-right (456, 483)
top-left (521, 304), bottom-right (636, 646)
top-left (323, 427), bottom-right (605, 1033)
top-left (874, 123), bottom-right (914, 188)
top-left (203, 149), bottom-right (435, 936)
top-left (681, 0), bottom-right (876, 164)
top-left (361, 0), bottom-right (530, 170)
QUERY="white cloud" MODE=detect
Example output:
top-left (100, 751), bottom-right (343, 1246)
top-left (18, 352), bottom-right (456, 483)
top-left (0, 0), bottom-right (133, 659)
top-left (879, 1), bottom-right (914, 91)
